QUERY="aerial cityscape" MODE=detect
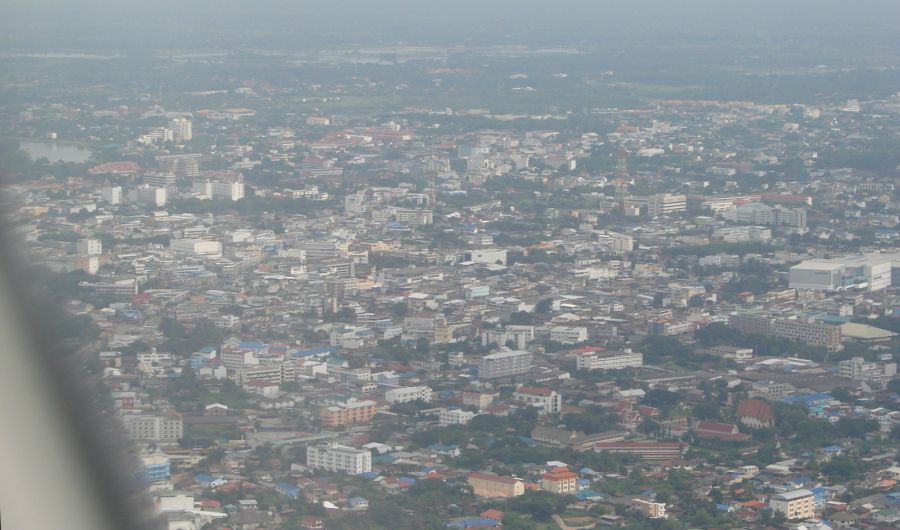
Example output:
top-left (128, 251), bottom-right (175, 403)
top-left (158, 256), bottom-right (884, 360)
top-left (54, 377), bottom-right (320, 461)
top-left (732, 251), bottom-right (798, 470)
top-left (1, 2), bottom-right (899, 529)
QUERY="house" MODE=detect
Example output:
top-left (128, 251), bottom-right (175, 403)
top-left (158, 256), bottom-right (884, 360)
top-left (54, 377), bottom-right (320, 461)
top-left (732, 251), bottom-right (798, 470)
top-left (274, 481), bottom-right (300, 499)
top-left (300, 516), bottom-right (325, 529)
top-left (349, 496), bottom-right (369, 511)
top-left (735, 399), bottom-right (774, 429)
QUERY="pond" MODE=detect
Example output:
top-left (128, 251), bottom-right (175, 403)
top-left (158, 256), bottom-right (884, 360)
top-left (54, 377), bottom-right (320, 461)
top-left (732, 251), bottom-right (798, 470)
top-left (19, 141), bottom-right (92, 164)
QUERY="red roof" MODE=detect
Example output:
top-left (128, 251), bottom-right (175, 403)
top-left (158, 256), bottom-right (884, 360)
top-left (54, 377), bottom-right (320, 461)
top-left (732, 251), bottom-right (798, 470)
top-left (570, 346), bottom-right (605, 353)
top-left (696, 421), bottom-right (738, 434)
top-left (542, 468), bottom-right (577, 481)
top-left (736, 399), bottom-right (773, 422)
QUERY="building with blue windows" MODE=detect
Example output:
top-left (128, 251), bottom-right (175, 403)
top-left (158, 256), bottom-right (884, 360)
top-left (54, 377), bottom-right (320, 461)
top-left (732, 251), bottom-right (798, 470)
top-left (140, 450), bottom-right (171, 483)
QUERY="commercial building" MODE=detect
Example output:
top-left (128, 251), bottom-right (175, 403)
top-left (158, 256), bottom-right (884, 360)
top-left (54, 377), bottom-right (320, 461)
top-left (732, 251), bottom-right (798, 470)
top-left (648, 193), bottom-right (687, 217)
top-left (101, 185), bottom-right (122, 205)
top-left (306, 443), bottom-right (372, 474)
top-left (76, 238), bottom-right (102, 256)
top-left (540, 468), bottom-right (578, 494)
top-left (213, 181), bottom-right (245, 201)
top-left (467, 472), bottom-right (524, 498)
top-left (728, 313), bottom-right (843, 352)
top-left (727, 203), bottom-right (806, 229)
top-left (140, 450), bottom-right (171, 483)
top-left (769, 489), bottom-right (815, 520)
top-left (789, 253), bottom-right (900, 292)
top-left (384, 386), bottom-right (433, 404)
top-left (478, 350), bottom-right (533, 379)
top-left (576, 349), bottom-right (643, 371)
top-left (319, 398), bottom-right (377, 427)
top-left (122, 413), bottom-right (184, 443)
top-left (170, 239), bottom-right (223, 258)
top-left (170, 118), bottom-right (192, 143)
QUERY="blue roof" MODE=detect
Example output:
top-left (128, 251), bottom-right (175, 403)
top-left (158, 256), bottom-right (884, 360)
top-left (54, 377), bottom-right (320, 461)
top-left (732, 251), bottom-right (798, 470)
top-left (239, 341), bottom-right (267, 349)
top-left (517, 436), bottom-right (538, 446)
top-left (275, 482), bottom-right (299, 496)
top-left (357, 472), bottom-right (379, 480)
top-left (447, 518), bottom-right (500, 529)
top-left (194, 473), bottom-right (216, 483)
top-left (716, 503), bottom-right (731, 511)
top-left (349, 496), bottom-right (368, 503)
top-left (399, 477), bottom-right (416, 485)
top-left (575, 490), bottom-right (603, 500)
top-left (822, 445), bottom-right (843, 452)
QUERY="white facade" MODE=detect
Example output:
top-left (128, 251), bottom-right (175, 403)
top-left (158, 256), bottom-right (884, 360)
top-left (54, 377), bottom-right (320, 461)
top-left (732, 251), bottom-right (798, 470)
top-left (549, 326), bottom-right (588, 344)
top-left (789, 253), bottom-right (900, 292)
top-left (77, 238), bottom-right (102, 256)
top-left (134, 185), bottom-right (167, 207)
top-left (306, 443), bottom-right (372, 474)
top-left (212, 181), bottom-right (245, 201)
top-left (101, 185), bottom-right (122, 205)
top-left (122, 414), bottom-right (183, 443)
top-left (170, 118), bottom-right (193, 143)
top-left (648, 193), bottom-right (686, 217)
top-left (170, 239), bottom-right (223, 258)
top-left (513, 388), bottom-right (562, 414)
top-left (478, 350), bottom-right (533, 379)
top-left (439, 408), bottom-right (476, 426)
top-left (384, 385), bottom-right (433, 404)
top-left (576, 350), bottom-right (644, 370)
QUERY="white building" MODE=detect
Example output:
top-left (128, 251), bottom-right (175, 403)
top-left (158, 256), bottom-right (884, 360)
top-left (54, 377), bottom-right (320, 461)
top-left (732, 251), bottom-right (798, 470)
top-left (598, 231), bottom-right (634, 254)
top-left (306, 443), bottom-right (372, 474)
top-left (213, 181), bottom-right (245, 201)
top-left (513, 387), bottom-right (562, 414)
top-left (170, 239), bottom-right (223, 258)
top-left (789, 253), bottom-right (900, 292)
top-left (648, 193), bottom-right (686, 217)
top-left (384, 386), bottom-right (433, 404)
top-left (439, 408), bottom-right (477, 426)
top-left (76, 238), bottom-right (102, 256)
top-left (465, 248), bottom-right (508, 265)
top-left (549, 326), bottom-right (588, 344)
top-left (478, 349), bottom-right (533, 379)
top-left (481, 325), bottom-right (535, 350)
top-left (134, 185), bottom-right (167, 207)
top-left (101, 185), bottom-right (122, 205)
top-left (121, 413), bottom-right (183, 443)
top-left (576, 350), bottom-right (643, 371)
top-left (170, 118), bottom-right (193, 143)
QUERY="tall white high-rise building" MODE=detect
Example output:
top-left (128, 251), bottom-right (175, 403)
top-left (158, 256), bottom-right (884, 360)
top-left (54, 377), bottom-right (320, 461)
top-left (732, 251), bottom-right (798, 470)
top-left (306, 443), bottom-right (372, 474)
top-left (170, 118), bottom-right (193, 143)
top-left (101, 185), bottom-right (122, 205)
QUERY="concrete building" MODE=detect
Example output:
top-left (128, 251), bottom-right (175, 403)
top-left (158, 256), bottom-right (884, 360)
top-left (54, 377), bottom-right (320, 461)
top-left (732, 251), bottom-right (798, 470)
top-left (789, 253), bottom-right (900, 292)
top-left (513, 387), bottom-right (562, 415)
top-left (76, 238), bottom-right (102, 256)
top-left (170, 118), bottom-right (192, 143)
top-left (122, 413), bottom-right (183, 443)
top-left (101, 185), bottom-right (122, 205)
top-left (769, 489), bottom-right (815, 520)
top-left (384, 386), bottom-right (433, 404)
top-left (439, 408), bottom-right (476, 427)
top-left (170, 239), bottom-right (223, 258)
top-left (306, 443), bottom-right (372, 474)
top-left (540, 467), bottom-right (578, 494)
top-left (728, 203), bottom-right (806, 229)
top-left (648, 193), bottom-right (687, 217)
top-left (771, 318), bottom-right (843, 352)
top-left (319, 398), bottom-right (377, 427)
top-left (213, 180), bottom-right (245, 201)
top-left (477, 350), bottom-right (533, 379)
top-left (576, 349), bottom-right (643, 371)
top-left (467, 472), bottom-right (525, 498)
top-left (631, 498), bottom-right (667, 519)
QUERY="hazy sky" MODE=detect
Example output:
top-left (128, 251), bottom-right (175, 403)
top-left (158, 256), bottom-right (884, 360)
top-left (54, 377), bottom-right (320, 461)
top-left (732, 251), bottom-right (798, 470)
top-left (3, 1), bottom-right (900, 51)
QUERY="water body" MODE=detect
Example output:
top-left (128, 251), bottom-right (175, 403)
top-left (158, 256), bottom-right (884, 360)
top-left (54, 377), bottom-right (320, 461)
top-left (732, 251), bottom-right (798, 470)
top-left (20, 141), bottom-right (92, 164)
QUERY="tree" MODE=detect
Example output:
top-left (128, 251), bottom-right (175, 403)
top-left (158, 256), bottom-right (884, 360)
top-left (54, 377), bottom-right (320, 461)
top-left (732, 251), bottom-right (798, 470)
top-left (535, 298), bottom-right (554, 314)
